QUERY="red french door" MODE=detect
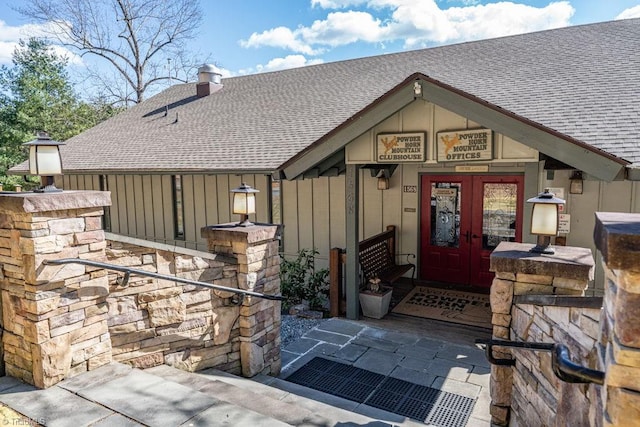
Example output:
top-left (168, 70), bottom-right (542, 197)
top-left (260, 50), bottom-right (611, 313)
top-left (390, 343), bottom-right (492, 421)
top-left (420, 175), bottom-right (524, 289)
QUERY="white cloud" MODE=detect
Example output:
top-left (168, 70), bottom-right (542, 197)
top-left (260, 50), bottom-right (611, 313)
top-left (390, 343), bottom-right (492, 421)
top-left (301, 11), bottom-right (385, 46)
top-left (311, 0), bottom-right (367, 8)
top-left (0, 41), bottom-right (16, 64)
top-left (241, 0), bottom-right (575, 56)
top-left (0, 19), bottom-right (82, 65)
top-left (240, 26), bottom-right (323, 55)
top-left (239, 55), bottom-right (324, 75)
top-left (616, 5), bottom-right (640, 19)
top-left (424, 1), bottom-right (575, 47)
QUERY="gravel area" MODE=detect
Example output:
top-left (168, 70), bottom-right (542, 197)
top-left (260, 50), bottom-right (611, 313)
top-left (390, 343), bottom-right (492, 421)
top-left (280, 314), bottom-right (327, 348)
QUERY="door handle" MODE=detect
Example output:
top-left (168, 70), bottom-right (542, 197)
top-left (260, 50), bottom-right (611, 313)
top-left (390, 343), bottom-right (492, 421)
top-left (472, 234), bottom-right (480, 239)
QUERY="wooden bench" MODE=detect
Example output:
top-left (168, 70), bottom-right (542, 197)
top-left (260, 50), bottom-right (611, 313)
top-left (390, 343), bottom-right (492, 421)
top-left (329, 225), bottom-right (415, 316)
top-left (358, 225), bottom-right (415, 288)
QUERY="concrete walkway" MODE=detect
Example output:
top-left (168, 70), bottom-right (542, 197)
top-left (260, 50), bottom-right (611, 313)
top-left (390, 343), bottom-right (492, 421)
top-left (0, 316), bottom-right (492, 426)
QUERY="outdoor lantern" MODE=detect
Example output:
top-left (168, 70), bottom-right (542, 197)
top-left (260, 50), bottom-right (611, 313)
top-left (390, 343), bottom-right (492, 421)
top-left (527, 188), bottom-right (565, 254)
top-left (23, 132), bottom-right (65, 193)
top-left (231, 183), bottom-right (259, 227)
top-left (377, 176), bottom-right (390, 190)
top-left (375, 169), bottom-right (391, 190)
top-left (570, 171), bottom-right (584, 194)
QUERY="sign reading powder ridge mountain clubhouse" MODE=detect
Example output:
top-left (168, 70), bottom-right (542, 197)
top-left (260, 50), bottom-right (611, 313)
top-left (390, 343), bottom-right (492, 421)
top-left (376, 132), bottom-right (426, 163)
top-left (437, 129), bottom-right (492, 162)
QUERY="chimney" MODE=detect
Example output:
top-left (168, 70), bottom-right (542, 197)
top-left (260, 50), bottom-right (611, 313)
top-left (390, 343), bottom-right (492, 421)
top-left (196, 64), bottom-right (223, 98)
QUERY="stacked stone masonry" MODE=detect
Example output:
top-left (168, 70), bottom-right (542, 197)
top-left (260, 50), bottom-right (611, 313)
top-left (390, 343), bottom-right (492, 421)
top-left (510, 302), bottom-right (602, 427)
top-left (0, 191), bottom-right (113, 388)
top-left (104, 236), bottom-right (245, 374)
top-left (489, 242), bottom-right (596, 426)
top-left (0, 191), bottom-right (282, 389)
top-left (594, 212), bottom-right (640, 427)
top-left (202, 224), bottom-right (282, 378)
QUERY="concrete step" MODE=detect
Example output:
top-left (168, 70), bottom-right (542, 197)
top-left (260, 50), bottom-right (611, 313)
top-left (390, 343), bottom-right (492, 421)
top-left (0, 363), bottom-right (292, 427)
top-left (64, 363), bottom-right (290, 427)
top-left (145, 364), bottom-right (411, 426)
top-left (0, 361), bottom-right (428, 426)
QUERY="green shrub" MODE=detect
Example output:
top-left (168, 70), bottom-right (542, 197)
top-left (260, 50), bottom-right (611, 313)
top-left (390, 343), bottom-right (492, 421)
top-left (280, 248), bottom-right (329, 311)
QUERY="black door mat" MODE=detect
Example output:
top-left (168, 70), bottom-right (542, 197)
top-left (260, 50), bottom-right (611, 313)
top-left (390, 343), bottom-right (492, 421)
top-left (285, 357), bottom-right (475, 427)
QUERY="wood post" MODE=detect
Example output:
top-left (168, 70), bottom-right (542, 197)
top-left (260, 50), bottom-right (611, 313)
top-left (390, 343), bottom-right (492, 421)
top-left (329, 247), bottom-right (343, 317)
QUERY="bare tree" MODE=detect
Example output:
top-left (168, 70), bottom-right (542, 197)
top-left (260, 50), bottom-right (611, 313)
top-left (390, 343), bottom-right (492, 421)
top-left (17, 0), bottom-right (204, 105)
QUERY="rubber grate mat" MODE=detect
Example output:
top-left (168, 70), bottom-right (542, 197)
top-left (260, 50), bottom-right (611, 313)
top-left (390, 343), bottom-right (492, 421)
top-left (285, 357), bottom-right (475, 427)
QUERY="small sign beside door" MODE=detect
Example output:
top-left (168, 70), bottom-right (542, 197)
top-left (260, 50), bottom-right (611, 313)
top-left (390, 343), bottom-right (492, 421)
top-left (558, 214), bottom-right (570, 234)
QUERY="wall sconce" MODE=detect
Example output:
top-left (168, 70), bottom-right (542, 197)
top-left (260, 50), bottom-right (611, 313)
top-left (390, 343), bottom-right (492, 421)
top-left (570, 171), bottom-right (583, 194)
top-left (377, 175), bottom-right (389, 190)
top-left (527, 188), bottom-right (565, 254)
top-left (23, 132), bottom-right (65, 193)
top-left (231, 183), bottom-right (259, 227)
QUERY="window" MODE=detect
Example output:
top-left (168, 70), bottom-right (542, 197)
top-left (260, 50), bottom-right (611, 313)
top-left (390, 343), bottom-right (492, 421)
top-left (99, 175), bottom-right (111, 232)
top-left (270, 177), bottom-right (281, 224)
top-left (172, 175), bottom-right (185, 240)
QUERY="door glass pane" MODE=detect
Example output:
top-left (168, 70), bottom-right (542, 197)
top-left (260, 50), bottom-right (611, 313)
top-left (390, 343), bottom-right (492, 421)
top-left (430, 182), bottom-right (461, 247)
top-left (482, 183), bottom-right (517, 250)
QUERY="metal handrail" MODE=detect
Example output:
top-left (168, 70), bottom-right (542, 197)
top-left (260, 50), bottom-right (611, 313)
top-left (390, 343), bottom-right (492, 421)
top-left (43, 258), bottom-right (285, 301)
top-left (475, 338), bottom-right (604, 385)
top-left (553, 344), bottom-right (604, 385)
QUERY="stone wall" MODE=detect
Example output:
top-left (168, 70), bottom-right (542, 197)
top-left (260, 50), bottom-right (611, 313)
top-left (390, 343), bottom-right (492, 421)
top-left (489, 242), bottom-right (595, 426)
top-left (202, 224), bottom-right (282, 377)
top-left (0, 191), bottom-right (113, 388)
top-left (0, 191), bottom-right (282, 389)
top-left (594, 212), bottom-right (640, 426)
top-left (510, 297), bottom-right (602, 427)
top-left (103, 234), bottom-right (244, 373)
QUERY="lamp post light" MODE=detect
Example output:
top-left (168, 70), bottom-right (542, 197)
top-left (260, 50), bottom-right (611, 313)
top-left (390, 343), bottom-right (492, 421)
top-left (231, 183), bottom-right (259, 227)
top-left (527, 188), bottom-right (565, 254)
top-left (23, 132), bottom-right (65, 193)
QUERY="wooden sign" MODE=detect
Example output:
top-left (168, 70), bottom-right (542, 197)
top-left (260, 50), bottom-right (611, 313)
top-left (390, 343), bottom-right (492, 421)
top-left (437, 129), bottom-right (492, 162)
top-left (558, 214), bottom-right (570, 234)
top-left (376, 132), bottom-right (426, 163)
top-left (455, 165), bottom-right (489, 172)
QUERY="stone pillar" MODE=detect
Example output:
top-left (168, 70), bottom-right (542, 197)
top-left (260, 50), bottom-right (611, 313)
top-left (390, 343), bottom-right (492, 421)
top-left (594, 212), bottom-right (640, 426)
top-left (201, 223), bottom-right (281, 377)
top-left (488, 242), bottom-right (594, 425)
top-left (0, 191), bottom-right (112, 388)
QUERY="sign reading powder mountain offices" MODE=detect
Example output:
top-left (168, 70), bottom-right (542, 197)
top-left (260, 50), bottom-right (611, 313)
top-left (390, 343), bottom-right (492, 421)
top-left (437, 129), bottom-right (492, 162)
top-left (376, 132), bottom-right (426, 163)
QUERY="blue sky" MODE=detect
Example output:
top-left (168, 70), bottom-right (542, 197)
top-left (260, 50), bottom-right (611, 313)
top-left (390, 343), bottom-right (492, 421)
top-left (1, 0), bottom-right (640, 78)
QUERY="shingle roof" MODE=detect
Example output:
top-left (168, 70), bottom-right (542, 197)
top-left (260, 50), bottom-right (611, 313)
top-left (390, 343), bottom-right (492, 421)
top-left (58, 18), bottom-right (640, 173)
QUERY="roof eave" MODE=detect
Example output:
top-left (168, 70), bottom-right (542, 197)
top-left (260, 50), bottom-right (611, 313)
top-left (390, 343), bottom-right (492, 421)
top-left (281, 73), bottom-right (629, 183)
top-left (9, 165), bottom-right (277, 177)
top-left (280, 74), bottom-right (421, 180)
top-left (419, 75), bottom-right (628, 182)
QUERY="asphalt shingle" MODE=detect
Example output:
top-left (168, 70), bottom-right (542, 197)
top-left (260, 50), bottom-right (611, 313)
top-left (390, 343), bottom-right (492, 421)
top-left (56, 18), bottom-right (640, 173)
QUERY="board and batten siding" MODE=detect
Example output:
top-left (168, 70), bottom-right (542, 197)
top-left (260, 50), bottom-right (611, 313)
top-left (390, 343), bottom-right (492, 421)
top-left (280, 170), bottom-right (413, 271)
top-left (63, 174), bottom-right (271, 251)
top-left (541, 170), bottom-right (640, 295)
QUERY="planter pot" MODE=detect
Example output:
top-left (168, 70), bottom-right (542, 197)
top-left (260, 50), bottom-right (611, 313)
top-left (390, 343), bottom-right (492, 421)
top-left (359, 288), bottom-right (392, 319)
